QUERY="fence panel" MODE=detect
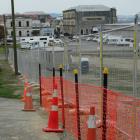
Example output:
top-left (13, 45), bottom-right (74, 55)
top-left (8, 48), bottom-right (65, 83)
top-left (40, 75), bottom-right (140, 140)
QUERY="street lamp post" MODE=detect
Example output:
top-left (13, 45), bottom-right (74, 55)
top-left (11, 0), bottom-right (18, 75)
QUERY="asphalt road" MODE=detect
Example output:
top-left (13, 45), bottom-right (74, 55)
top-left (63, 39), bottom-right (138, 58)
top-left (65, 39), bottom-right (133, 51)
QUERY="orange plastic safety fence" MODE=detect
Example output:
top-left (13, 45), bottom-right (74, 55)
top-left (60, 79), bottom-right (78, 139)
top-left (41, 76), bottom-right (140, 140)
top-left (105, 90), bottom-right (140, 140)
top-left (78, 84), bottom-right (103, 140)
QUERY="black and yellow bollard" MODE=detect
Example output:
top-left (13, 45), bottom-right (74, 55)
top-left (102, 67), bottom-right (109, 140)
top-left (59, 64), bottom-right (65, 129)
top-left (53, 67), bottom-right (55, 88)
top-left (73, 69), bottom-right (81, 140)
top-left (39, 63), bottom-right (42, 106)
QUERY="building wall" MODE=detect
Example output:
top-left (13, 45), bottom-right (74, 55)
top-left (63, 10), bottom-right (76, 35)
top-left (6, 18), bottom-right (32, 37)
top-left (40, 27), bottom-right (54, 36)
top-left (63, 7), bottom-right (117, 35)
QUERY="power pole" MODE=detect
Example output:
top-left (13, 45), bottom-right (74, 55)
top-left (3, 15), bottom-right (8, 60)
top-left (11, 0), bottom-right (18, 75)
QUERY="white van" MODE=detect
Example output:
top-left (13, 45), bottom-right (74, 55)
top-left (20, 36), bottom-right (54, 49)
top-left (29, 40), bottom-right (40, 49)
top-left (106, 35), bottom-right (122, 45)
top-left (116, 38), bottom-right (133, 47)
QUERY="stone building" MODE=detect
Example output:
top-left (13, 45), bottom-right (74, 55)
top-left (6, 17), bottom-right (32, 37)
top-left (63, 5), bottom-right (117, 35)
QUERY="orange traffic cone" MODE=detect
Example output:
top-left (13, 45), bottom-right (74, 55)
top-left (22, 86), bottom-right (35, 111)
top-left (21, 81), bottom-right (29, 102)
top-left (87, 107), bottom-right (96, 140)
top-left (43, 83), bottom-right (63, 132)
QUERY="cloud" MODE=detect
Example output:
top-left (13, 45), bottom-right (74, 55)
top-left (0, 0), bottom-right (139, 15)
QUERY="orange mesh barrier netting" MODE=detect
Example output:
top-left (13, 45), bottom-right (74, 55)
top-left (78, 84), bottom-right (103, 140)
top-left (40, 76), bottom-right (140, 140)
top-left (104, 90), bottom-right (140, 140)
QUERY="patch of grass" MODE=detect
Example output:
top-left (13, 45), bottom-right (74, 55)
top-left (0, 60), bottom-right (23, 99)
top-left (0, 46), bottom-right (5, 53)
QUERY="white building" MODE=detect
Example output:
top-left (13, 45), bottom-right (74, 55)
top-left (6, 17), bottom-right (32, 37)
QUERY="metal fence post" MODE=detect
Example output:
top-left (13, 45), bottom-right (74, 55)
top-left (74, 69), bottom-right (81, 140)
top-left (100, 25), bottom-right (103, 87)
top-left (99, 25), bottom-right (104, 123)
top-left (59, 65), bottom-right (65, 129)
top-left (131, 15), bottom-right (138, 140)
top-left (133, 14), bottom-right (138, 97)
top-left (39, 63), bottom-right (42, 106)
top-left (102, 67), bottom-right (109, 140)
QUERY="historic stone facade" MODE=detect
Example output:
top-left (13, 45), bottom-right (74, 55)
top-left (63, 5), bottom-right (117, 35)
top-left (6, 17), bottom-right (32, 37)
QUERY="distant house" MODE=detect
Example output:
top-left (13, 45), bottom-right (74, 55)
top-left (40, 27), bottom-right (54, 36)
top-left (63, 5), bottom-right (117, 35)
top-left (51, 16), bottom-right (63, 37)
top-left (4, 12), bottom-right (59, 38)
top-left (6, 17), bottom-right (32, 37)
top-left (32, 20), bottom-right (41, 36)
top-left (23, 11), bottom-right (53, 23)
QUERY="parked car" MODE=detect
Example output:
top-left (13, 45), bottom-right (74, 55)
top-left (54, 39), bottom-right (64, 45)
top-left (7, 38), bottom-right (13, 45)
top-left (93, 36), bottom-right (99, 42)
top-left (86, 37), bottom-right (93, 41)
top-left (116, 38), bottom-right (134, 46)
top-left (73, 35), bottom-right (79, 39)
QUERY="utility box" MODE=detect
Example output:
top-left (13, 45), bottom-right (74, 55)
top-left (81, 57), bottom-right (89, 74)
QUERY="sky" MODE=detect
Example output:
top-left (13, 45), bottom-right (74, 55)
top-left (0, 0), bottom-right (139, 15)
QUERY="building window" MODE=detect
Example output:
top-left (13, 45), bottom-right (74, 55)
top-left (86, 29), bottom-right (88, 34)
top-left (81, 29), bottom-right (83, 35)
top-left (19, 31), bottom-right (22, 37)
top-left (27, 31), bottom-right (29, 36)
top-left (19, 21), bottom-right (21, 27)
top-left (11, 31), bottom-right (13, 36)
top-left (11, 22), bottom-right (13, 27)
top-left (26, 21), bottom-right (29, 27)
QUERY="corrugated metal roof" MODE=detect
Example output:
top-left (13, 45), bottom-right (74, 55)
top-left (66, 5), bottom-right (111, 12)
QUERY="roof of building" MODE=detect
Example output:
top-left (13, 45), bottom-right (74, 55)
top-left (104, 23), bottom-right (134, 26)
top-left (64, 5), bottom-right (112, 12)
top-left (23, 11), bottom-right (46, 15)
